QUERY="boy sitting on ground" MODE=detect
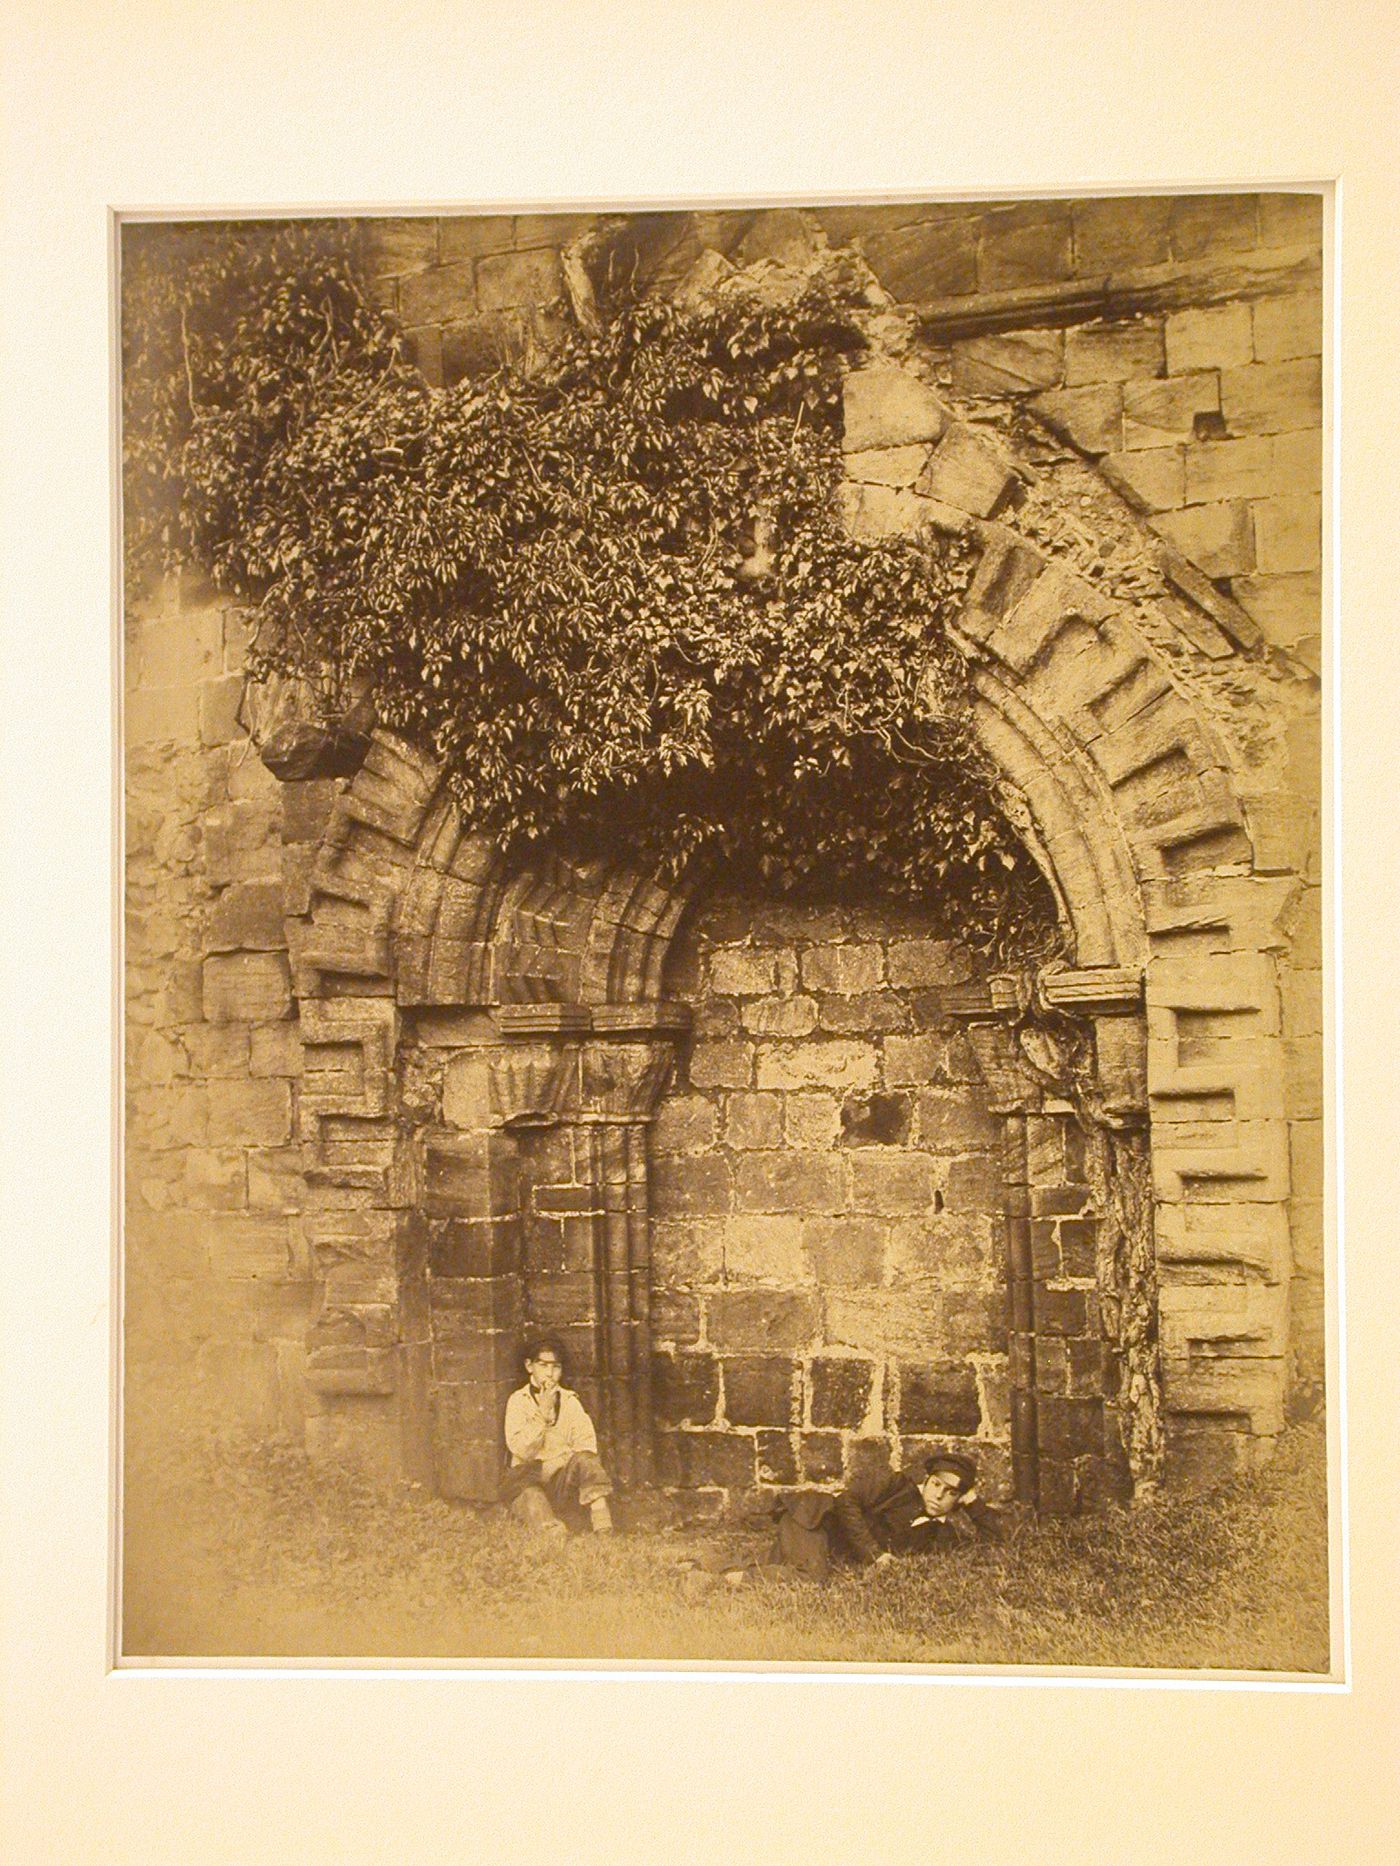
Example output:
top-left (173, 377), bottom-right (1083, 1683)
top-left (501, 1333), bottom-right (614, 1538)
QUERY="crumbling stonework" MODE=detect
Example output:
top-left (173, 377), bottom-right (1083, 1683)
top-left (123, 193), bottom-right (1324, 1511)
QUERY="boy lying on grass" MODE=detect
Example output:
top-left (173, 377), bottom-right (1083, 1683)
top-left (684, 1449), bottom-right (1001, 1591)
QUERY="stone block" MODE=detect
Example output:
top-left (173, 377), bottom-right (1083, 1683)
top-left (862, 218), bottom-right (978, 300)
top-left (688, 1041), bottom-right (754, 1091)
top-left (1122, 372), bottom-right (1219, 449)
top-left (841, 362), bottom-right (948, 451)
top-left (1164, 302), bottom-right (1254, 375)
top-left (741, 995), bottom-right (818, 1039)
top-left (1072, 196), bottom-right (1173, 273)
top-left (1029, 383), bottom-right (1123, 454)
top-left (669, 1431), bottom-right (757, 1491)
top-left (1230, 572), bottom-right (1321, 648)
top-left (708, 947), bottom-right (785, 996)
top-left (1037, 1393), bottom-right (1105, 1458)
top-left (207, 1077), bottom-right (293, 1147)
top-left (247, 1147), bottom-right (306, 1213)
top-left (882, 1034), bottom-right (953, 1087)
top-left (914, 1091), bottom-right (997, 1152)
top-left (800, 943), bottom-right (883, 994)
top-left (1258, 193), bottom-right (1323, 247)
top-left (897, 1360), bottom-right (981, 1436)
top-left (724, 1212), bottom-right (808, 1284)
top-left (203, 1213), bottom-right (296, 1280)
top-left (207, 881), bottom-right (287, 953)
top-left (1100, 448), bottom-right (1185, 512)
top-left (1253, 495), bottom-right (1321, 574)
top-left (708, 1289), bottom-right (819, 1354)
top-left (203, 801), bottom-right (281, 885)
top-left (184, 1148), bottom-right (247, 1212)
top-left (918, 426), bottom-right (1017, 519)
top-left (785, 1093), bottom-right (841, 1148)
top-left (1150, 501), bottom-right (1254, 578)
top-left (885, 938), bottom-right (967, 988)
top-left (756, 1430), bottom-right (798, 1486)
top-left (800, 1432), bottom-right (844, 1481)
top-left (809, 1355), bottom-right (874, 1429)
top-left (438, 215), bottom-right (516, 262)
top-left (365, 216), bottom-right (439, 276)
top-left (1169, 193), bottom-right (1258, 259)
top-left (1058, 1217), bottom-right (1097, 1280)
top-left (978, 205), bottom-right (1073, 289)
top-left (653, 1149), bottom-right (735, 1224)
top-left (653, 1349), bottom-right (720, 1427)
top-left (651, 1288), bottom-right (702, 1345)
top-left (127, 684), bottom-right (199, 745)
top-left (850, 1152), bottom-right (933, 1215)
top-left (843, 444), bottom-right (932, 487)
top-left (135, 608), bottom-right (224, 688)
top-left (1064, 321), bottom-right (1165, 386)
top-left (652, 1094), bottom-right (719, 1154)
top-left (723, 1091), bottom-right (784, 1149)
top-left (183, 1024), bottom-right (251, 1078)
top-left (816, 992), bottom-right (909, 1037)
top-left (951, 329), bottom-right (1063, 395)
top-left (722, 1354), bottom-right (796, 1427)
top-left (398, 260), bottom-right (477, 326)
top-left (839, 1090), bottom-right (912, 1146)
top-left (802, 1216), bottom-right (885, 1287)
top-left (1220, 358), bottom-right (1322, 436)
top-left (199, 675), bottom-right (245, 747)
top-left (201, 952), bottom-right (293, 1024)
top-left (1252, 290), bottom-right (1322, 362)
top-left (476, 248), bottom-right (564, 312)
top-left (756, 1041), bottom-right (876, 1094)
top-left (734, 1152), bottom-right (843, 1215)
top-left (1182, 435), bottom-right (1277, 504)
top-left (887, 1212), bottom-right (996, 1286)
top-left (836, 482), bottom-right (937, 542)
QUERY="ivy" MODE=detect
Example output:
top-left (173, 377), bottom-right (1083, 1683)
top-left (122, 220), bottom-right (1059, 958)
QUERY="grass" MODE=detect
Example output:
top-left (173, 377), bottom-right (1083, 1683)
top-left (121, 1415), bottom-right (1331, 1672)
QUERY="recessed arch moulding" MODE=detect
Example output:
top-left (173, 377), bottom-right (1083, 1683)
top-left (285, 354), bottom-right (1301, 1513)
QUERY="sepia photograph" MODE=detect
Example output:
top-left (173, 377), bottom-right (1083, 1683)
top-left (119, 192), bottom-right (1331, 1674)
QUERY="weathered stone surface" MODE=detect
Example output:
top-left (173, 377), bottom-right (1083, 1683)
top-left (1252, 494), bottom-right (1320, 574)
top-left (756, 1041), bottom-right (877, 1094)
top-left (843, 444), bottom-right (931, 487)
top-left (722, 1354), bottom-right (795, 1427)
top-left (1164, 302), bottom-right (1254, 374)
top-left (800, 943), bottom-right (883, 994)
top-left (897, 1360), bottom-right (981, 1435)
top-left (723, 1092), bottom-right (783, 1150)
top-left (709, 948), bottom-right (785, 995)
top-left (652, 1094), bottom-right (719, 1153)
top-left (1073, 196), bottom-right (1173, 273)
top-left (807, 1354), bottom-right (873, 1428)
top-left (841, 362), bottom-right (947, 452)
top-left (756, 1429), bottom-right (798, 1486)
top-left (1064, 320), bottom-right (1165, 386)
top-left (438, 215), bottom-right (516, 263)
top-left (1230, 573), bottom-right (1321, 649)
top-left (918, 426), bottom-right (1017, 518)
top-left (650, 1155), bottom-right (734, 1219)
top-left (978, 205), bottom-right (1073, 290)
top-left (708, 1289), bottom-right (819, 1353)
top-left (1169, 193), bottom-right (1258, 259)
top-left (1150, 500), bottom-right (1254, 578)
top-left (688, 1042), bottom-right (753, 1091)
top-left (801, 1216), bottom-right (885, 1287)
top-left (476, 248), bottom-right (563, 312)
top-left (1100, 449), bottom-right (1185, 512)
top-left (1257, 193), bottom-right (1323, 247)
top-left (741, 995), bottom-right (818, 1038)
top-left (850, 1151), bottom-right (934, 1215)
top-left (724, 1213), bottom-right (808, 1285)
top-left (861, 218), bottom-right (978, 300)
top-left (201, 952), bottom-right (292, 1024)
top-left (839, 1090), bottom-right (911, 1146)
top-left (952, 329), bottom-right (1063, 394)
top-left (653, 1349), bottom-right (719, 1427)
top-left (1220, 358), bottom-right (1322, 435)
top-left (1122, 372), bottom-right (1219, 449)
top-left (398, 260), bottom-right (477, 326)
top-left (1029, 382), bottom-right (1123, 455)
top-left (734, 1152), bottom-right (843, 1215)
top-left (207, 1078), bottom-right (293, 1147)
top-left (207, 881), bottom-right (287, 953)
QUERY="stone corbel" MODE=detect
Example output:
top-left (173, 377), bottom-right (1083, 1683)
top-left (1037, 964), bottom-right (1147, 1124)
top-left (488, 1001), bottom-right (692, 1128)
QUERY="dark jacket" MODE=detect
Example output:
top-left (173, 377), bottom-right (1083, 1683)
top-left (784, 1469), bottom-right (1001, 1567)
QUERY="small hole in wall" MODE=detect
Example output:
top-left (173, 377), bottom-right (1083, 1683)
top-left (933, 1189), bottom-right (945, 1213)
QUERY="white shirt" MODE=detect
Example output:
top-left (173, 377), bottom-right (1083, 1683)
top-left (503, 1384), bottom-right (599, 1477)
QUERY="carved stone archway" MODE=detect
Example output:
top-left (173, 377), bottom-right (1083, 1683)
top-left (285, 390), bottom-right (1294, 1508)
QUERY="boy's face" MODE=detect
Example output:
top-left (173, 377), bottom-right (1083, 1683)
top-left (526, 1352), bottom-right (562, 1393)
top-left (918, 1467), bottom-right (967, 1518)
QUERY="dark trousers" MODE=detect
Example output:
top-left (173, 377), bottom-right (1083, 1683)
top-left (768, 1509), bottom-right (835, 1581)
top-left (501, 1452), bottom-right (612, 1529)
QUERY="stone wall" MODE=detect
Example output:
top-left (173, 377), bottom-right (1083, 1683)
top-left (123, 192), bottom-right (1326, 1499)
top-left (647, 893), bottom-right (1012, 1513)
top-left (125, 576), bottom-right (319, 1433)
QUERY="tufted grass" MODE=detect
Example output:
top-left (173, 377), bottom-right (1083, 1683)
top-left (121, 1407), bottom-right (1331, 1674)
